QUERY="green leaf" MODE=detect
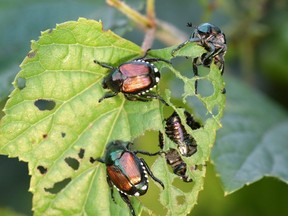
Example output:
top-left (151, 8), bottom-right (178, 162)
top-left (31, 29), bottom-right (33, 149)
top-left (0, 18), bottom-right (156, 216)
top-left (0, 0), bottom-right (132, 101)
top-left (211, 76), bottom-right (288, 194)
top-left (0, 18), bottom-right (226, 216)
top-left (149, 46), bottom-right (226, 215)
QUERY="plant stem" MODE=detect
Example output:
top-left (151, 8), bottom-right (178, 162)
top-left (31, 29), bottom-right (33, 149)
top-left (106, 0), bottom-right (151, 30)
top-left (146, 0), bottom-right (156, 21)
top-left (142, 0), bottom-right (156, 51)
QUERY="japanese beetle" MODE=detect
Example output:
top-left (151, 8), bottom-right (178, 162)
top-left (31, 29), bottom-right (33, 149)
top-left (159, 110), bottom-right (201, 182)
top-left (164, 110), bottom-right (201, 157)
top-left (94, 140), bottom-right (164, 216)
top-left (172, 23), bottom-right (227, 93)
top-left (94, 50), bottom-right (170, 105)
top-left (159, 133), bottom-right (192, 182)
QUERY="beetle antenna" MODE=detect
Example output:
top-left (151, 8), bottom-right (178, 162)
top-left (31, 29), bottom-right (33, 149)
top-left (90, 157), bottom-right (104, 164)
top-left (98, 92), bottom-right (118, 103)
top-left (187, 22), bottom-right (193, 28)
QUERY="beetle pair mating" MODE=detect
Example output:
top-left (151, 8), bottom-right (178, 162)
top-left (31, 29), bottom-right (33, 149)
top-left (159, 110), bottom-right (201, 182)
top-left (172, 22), bottom-right (227, 94)
top-left (94, 50), bottom-right (170, 105)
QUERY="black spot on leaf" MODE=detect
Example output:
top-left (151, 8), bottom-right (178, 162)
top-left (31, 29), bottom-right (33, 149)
top-left (61, 132), bottom-right (66, 138)
top-left (42, 134), bottom-right (48, 139)
top-left (16, 77), bottom-right (26, 90)
top-left (44, 178), bottom-right (71, 194)
top-left (222, 88), bottom-right (226, 94)
top-left (78, 148), bottom-right (85, 159)
top-left (34, 99), bottom-right (56, 111)
top-left (65, 157), bottom-right (80, 170)
top-left (37, 165), bottom-right (47, 174)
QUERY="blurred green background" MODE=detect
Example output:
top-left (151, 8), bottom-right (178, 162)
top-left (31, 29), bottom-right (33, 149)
top-left (1, 0), bottom-right (288, 215)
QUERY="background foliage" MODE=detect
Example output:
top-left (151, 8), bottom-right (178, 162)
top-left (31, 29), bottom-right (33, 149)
top-left (1, 0), bottom-right (288, 215)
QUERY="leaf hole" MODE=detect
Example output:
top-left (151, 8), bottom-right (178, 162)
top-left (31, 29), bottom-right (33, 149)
top-left (212, 105), bottom-right (219, 116)
top-left (186, 96), bottom-right (208, 122)
top-left (197, 64), bottom-right (210, 76)
top-left (37, 165), bottom-right (47, 174)
top-left (16, 77), bottom-right (26, 90)
top-left (78, 148), bottom-right (85, 159)
top-left (44, 178), bottom-right (71, 194)
top-left (34, 99), bottom-right (56, 111)
top-left (64, 157), bottom-right (80, 170)
top-left (197, 79), bottom-right (214, 97)
top-left (172, 176), bottom-right (193, 193)
top-left (171, 57), bottom-right (194, 79)
top-left (195, 163), bottom-right (206, 171)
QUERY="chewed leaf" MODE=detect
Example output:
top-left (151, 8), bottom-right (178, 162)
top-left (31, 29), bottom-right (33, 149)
top-left (0, 18), bottom-right (226, 216)
top-left (0, 18), bottom-right (166, 216)
top-left (148, 47), bottom-right (226, 215)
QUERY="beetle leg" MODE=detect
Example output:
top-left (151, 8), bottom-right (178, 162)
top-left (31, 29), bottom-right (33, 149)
top-left (140, 158), bottom-right (165, 189)
top-left (93, 60), bottom-right (115, 70)
top-left (171, 40), bottom-right (190, 56)
top-left (213, 51), bottom-right (225, 75)
top-left (126, 141), bottom-right (134, 149)
top-left (158, 132), bottom-right (165, 149)
top-left (98, 92), bottom-right (118, 103)
top-left (192, 58), bottom-right (199, 94)
top-left (134, 49), bottom-right (171, 64)
top-left (139, 93), bottom-right (169, 106)
top-left (125, 93), bottom-right (168, 106)
top-left (171, 36), bottom-right (201, 56)
top-left (105, 175), bottom-right (117, 204)
top-left (119, 193), bottom-right (136, 216)
top-left (124, 94), bottom-right (150, 102)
